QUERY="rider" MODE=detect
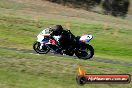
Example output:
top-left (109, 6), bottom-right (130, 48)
top-left (50, 25), bottom-right (75, 53)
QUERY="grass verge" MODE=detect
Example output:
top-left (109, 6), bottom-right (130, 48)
top-left (0, 49), bottom-right (132, 88)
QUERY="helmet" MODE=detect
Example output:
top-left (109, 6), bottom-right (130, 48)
top-left (52, 25), bottom-right (63, 35)
top-left (53, 25), bottom-right (63, 31)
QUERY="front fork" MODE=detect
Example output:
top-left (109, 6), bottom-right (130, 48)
top-left (39, 42), bottom-right (44, 50)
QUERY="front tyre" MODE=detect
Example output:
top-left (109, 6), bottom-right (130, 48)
top-left (33, 41), bottom-right (50, 54)
top-left (75, 44), bottom-right (94, 60)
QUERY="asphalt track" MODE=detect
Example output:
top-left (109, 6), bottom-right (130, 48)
top-left (0, 47), bottom-right (132, 66)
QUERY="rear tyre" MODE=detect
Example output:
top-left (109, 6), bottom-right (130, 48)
top-left (75, 44), bottom-right (94, 59)
top-left (33, 41), bottom-right (50, 54)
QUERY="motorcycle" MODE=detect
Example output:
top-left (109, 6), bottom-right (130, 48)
top-left (33, 29), bottom-right (94, 59)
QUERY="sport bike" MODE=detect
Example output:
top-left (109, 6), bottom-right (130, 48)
top-left (33, 30), bottom-right (94, 60)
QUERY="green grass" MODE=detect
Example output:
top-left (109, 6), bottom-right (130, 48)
top-left (0, 14), bottom-right (132, 61)
top-left (0, 0), bottom-right (132, 88)
top-left (0, 49), bottom-right (132, 88)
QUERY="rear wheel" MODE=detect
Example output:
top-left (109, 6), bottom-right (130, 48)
top-left (75, 44), bottom-right (94, 59)
top-left (33, 41), bottom-right (50, 54)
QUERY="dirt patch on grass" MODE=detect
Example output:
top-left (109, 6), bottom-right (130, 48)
top-left (7, 0), bottom-right (132, 29)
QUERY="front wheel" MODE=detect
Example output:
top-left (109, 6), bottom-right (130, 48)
top-left (75, 44), bottom-right (94, 60)
top-left (33, 41), bottom-right (50, 54)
